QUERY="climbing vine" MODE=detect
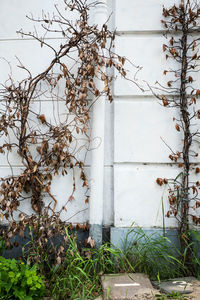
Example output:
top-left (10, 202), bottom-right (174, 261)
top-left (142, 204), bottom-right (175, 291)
top-left (0, 0), bottom-right (140, 261)
top-left (154, 0), bottom-right (200, 254)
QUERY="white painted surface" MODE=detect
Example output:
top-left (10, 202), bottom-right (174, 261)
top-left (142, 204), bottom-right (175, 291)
top-left (115, 283), bottom-right (140, 287)
top-left (114, 99), bottom-right (181, 163)
top-left (0, 39), bottom-right (59, 83)
top-left (114, 34), bottom-right (178, 96)
top-left (114, 165), bottom-right (178, 228)
top-left (0, 0), bottom-right (195, 230)
top-left (0, 0), bottom-right (74, 39)
top-left (112, 0), bottom-right (198, 229)
top-left (115, 0), bottom-right (179, 32)
top-left (89, 0), bottom-right (108, 227)
top-left (103, 167), bottom-right (114, 226)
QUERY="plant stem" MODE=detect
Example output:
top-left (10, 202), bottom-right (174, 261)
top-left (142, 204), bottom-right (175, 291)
top-left (179, 3), bottom-right (191, 250)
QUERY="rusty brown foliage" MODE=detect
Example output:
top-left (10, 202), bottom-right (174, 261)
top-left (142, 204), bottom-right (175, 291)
top-left (153, 0), bottom-right (200, 251)
top-left (0, 0), bottom-right (141, 262)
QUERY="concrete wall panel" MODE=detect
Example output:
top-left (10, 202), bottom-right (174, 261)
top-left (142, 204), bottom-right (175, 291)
top-left (115, 0), bottom-right (179, 32)
top-left (114, 35), bottom-right (178, 96)
top-left (114, 164), bottom-right (179, 228)
top-left (114, 99), bottom-right (181, 163)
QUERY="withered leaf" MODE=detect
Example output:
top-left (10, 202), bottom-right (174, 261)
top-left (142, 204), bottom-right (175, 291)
top-left (68, 195), bottom-right (74, 202)
top-left (163, 44), bottom-right (167, 52)
top-left (33, 165), bottom-right (37, 173)
top-left (190, 97), bottom-right (196, 105)
top-left (156, 178), bottom-right (163, 186)
top-left (56, 256), bottom-right (62, 265)
top-left (38, 114), bottom-right (46, 124)
top-left (192, 53), bottom-right (197, 60)
top-left (175, 124), bottom-right (180, 131)
top-left (196, 167), bottom-right (200, 174)
top-left (87, 236), bottom-right (95, 248)
top-left (196, 89), bottom-right (200, 96)
top-left (169, 37), bottom-right (174, 45)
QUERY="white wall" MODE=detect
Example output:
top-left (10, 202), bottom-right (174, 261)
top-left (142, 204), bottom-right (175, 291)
top-left (0, 0), bottom-right (113, 226)
top-left (113, 0), bottom-right (186, 229)
top-left (1, 0), bottom-right (196, 230)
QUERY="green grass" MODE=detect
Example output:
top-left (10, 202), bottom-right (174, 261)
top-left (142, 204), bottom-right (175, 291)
top-left (0, 237), bottom-right (6, 255)
top-left (38, 227), bottom-right (190, 299)
top-left (2, 224), bottom-right (200, 299)
top-left (16, 224), bottom-right (200, 299)
top-left (121, 227), bottom-right (188, 280)
top-left (47, 230), bottom-right (130, 299)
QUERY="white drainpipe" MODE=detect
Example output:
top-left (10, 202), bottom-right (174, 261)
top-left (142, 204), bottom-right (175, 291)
top-left (89, 0), bottom-right (108, 245)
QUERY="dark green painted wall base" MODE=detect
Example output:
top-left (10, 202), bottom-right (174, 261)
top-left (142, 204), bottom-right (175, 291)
top-left (0, 225), bottom-right (89, 259)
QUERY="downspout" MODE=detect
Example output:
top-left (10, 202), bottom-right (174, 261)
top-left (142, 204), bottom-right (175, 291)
top-left (89, 0), bottom-right (108, 246)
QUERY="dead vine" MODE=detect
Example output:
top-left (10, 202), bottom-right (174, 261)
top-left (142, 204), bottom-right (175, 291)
top-left (154, 0), bottom-right (200, 255)
top-left (0, 0), bottom-right (141, 261)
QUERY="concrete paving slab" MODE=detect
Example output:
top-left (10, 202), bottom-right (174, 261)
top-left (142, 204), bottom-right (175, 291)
top-left (189, 278), bottom-right (200, 300)
top-left (153, 277), bottom-right (196, 295)
top-left (101, 273), bottom-right (158, 300)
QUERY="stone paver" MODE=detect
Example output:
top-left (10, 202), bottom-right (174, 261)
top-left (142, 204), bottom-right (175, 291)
top-left (189, 278), bottom-right (200, 300)
top-left (153, 277), bottom-right (195, 295)
top-left (101, 273), bottom-right (159, 300)
top-left (153, 277), bottom-right (200, 299)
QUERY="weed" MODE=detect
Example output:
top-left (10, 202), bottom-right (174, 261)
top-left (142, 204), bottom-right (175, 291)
top-left (19, 226), bottom-right (197, 299)
top-left (121, 227), bottom-right (188, 280)
top-left (0, 237), bottom-right (6, 255)
top-left (0, 256), bottom-right (45, 300)
top-left (41, 228), bottom-right (189, 299)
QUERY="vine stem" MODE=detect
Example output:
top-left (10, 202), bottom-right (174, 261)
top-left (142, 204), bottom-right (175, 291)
top-left (179, 2), bottom-right (192, 249)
